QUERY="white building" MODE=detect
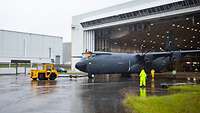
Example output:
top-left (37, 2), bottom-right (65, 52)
top-left (71, 0), bottom-right (200, 70)
top-left (0, 30), bottom-right (63, 64)
top-left (63, 42), bottom-right (71, 64)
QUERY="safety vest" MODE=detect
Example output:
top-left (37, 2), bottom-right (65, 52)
top-left (139, 69), bottom-right (147, 78)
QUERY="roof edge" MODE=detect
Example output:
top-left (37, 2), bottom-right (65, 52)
top-left (0, 29), bottom-right (63, 39)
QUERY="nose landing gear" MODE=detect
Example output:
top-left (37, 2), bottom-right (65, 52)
top-left (88, 74), bottom-right (95, 79)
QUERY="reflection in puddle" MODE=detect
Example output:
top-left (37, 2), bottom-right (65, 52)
top-left (140, 87), bottom-right (146, 97)
top-left (150, 79), bottom-right (155, 95)
top-left (31, 80), bottom-right (57, 95)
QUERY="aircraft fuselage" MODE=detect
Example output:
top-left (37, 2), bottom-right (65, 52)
top-left (75, 53), bottom-right (169, 75)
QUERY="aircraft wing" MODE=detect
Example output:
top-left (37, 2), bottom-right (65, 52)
top-left (146, 50), bottom-right (200, 55)
top-left (92, 52), bottom-right (112, 56)
top-left (84, 50), bottom-right (200, 57)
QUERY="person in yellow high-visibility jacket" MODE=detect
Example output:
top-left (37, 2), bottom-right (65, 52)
top-left (139, 69), bottom-right (147, 87)
top-left (151, 69), bottom-right (155, 80)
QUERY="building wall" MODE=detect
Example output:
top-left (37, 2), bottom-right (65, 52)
top-left (63, 42), bottom-right (71, 64)
top-left (0, 30), bottom-right (63, 64)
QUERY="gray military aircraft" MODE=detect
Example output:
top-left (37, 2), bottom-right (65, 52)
top-left (75, 50), bottom-right (200, 78)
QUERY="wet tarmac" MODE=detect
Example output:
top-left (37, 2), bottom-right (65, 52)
top-left (0, 74), bottom-right (199, 113)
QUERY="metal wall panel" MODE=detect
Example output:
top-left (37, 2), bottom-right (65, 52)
top-left (63, 42), bottom-right (71, 64)
top-left (83, 30), bottom-right (95, 52)
top-left (0, 30), bottom-right (63, 64)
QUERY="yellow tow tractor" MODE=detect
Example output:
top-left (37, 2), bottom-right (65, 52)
top-left (30, 64), bottom-right (58, 80)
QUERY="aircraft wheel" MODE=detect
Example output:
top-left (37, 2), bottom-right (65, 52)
top-left (49, 73), bottom-right (57, 80)
top-left (38, 73), bottom-right (47, 80)
top-left (88, 74), bottom-right (95, 79)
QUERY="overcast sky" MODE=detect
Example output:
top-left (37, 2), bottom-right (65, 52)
top-left (0, 0), bottom-right (132, 42)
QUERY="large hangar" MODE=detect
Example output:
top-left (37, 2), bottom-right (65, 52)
top-left (72, 0), bottom-right (200, 71)
top-left (0, 30), bottom-right (63, 64)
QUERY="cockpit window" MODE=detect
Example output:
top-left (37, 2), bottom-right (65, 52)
top-left (83, 53), bottom-right (92, 58)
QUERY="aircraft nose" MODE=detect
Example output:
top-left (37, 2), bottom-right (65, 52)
top-left (75, 61), bottom-right (87, 72)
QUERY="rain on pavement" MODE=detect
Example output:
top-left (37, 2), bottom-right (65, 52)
top-left (0, 73), bottom-right (199, 113)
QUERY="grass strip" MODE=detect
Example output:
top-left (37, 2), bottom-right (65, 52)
top-left (123, 85), bottom-right (200, 113)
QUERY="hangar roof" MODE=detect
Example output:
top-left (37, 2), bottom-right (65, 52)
top-left (80, 0), bottom-right (183, 23)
